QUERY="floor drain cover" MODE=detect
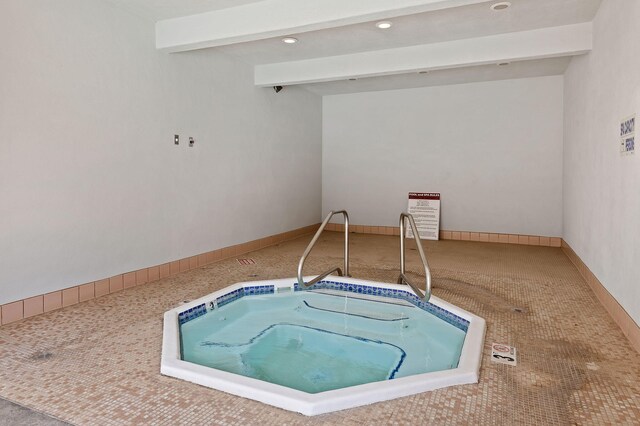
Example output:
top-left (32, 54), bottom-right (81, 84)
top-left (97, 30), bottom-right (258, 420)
top-left (237, 258), bottom-right (256, 265)
top-left (31, 352), bottom-right (54, 361)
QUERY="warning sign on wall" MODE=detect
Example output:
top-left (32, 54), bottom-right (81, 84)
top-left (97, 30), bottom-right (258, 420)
top-left (406, 192), bottom-right (440, 240)
top-left (620, 114), bottom-right (635, 155)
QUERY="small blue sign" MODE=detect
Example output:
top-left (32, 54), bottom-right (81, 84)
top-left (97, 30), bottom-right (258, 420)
top-left (621, 115), bottom-right (636, 155)
top-left (621, 116), bottom-right (635, 137)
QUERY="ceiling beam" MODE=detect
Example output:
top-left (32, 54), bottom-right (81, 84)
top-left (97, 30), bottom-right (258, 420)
top-left (254, 23), bottom-right (592, 87)
top-left (156, 0), bottom-right (491, 52)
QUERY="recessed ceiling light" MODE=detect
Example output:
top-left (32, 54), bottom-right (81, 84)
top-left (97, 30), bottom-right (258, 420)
top-left (376, 21), bottom-right (392, 29)
top-left (282, 37), bottom-right (298, 44)
top-left (491, 2), bottom-right (511, 11)
top-left (497, 62), bottom-right (511, 66)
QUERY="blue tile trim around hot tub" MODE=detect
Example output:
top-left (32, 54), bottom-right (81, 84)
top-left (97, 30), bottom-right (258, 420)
top-left (178, 303), bottom-right (207, 325)
top-left (179, 285), bottom-right (275, 325)
top-left (294, 280), bottom-right (470, 332)
top-left (215, 285), bottom-right (275, 309)
top-left (243, 285), bottom-right (275, 296)
top-left (178, 282), bottom-right (468, 332)
top-left (216, 288), bottom-right (244, 309)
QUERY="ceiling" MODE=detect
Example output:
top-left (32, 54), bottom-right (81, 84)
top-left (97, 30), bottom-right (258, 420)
top-left (110, 0), bottom-right (603, 95)
top-left (217, 0), bottom-right (600, 65)
top-left (108, 0), bottom-right (264, 21)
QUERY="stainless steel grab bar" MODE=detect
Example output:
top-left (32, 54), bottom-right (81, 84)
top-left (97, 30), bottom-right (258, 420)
top-left (297, 210), bottom-right (350, 288)
top-left (398, 212), bottom-right (432, 302)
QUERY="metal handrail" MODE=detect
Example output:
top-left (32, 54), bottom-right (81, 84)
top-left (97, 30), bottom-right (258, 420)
top-left (397, 212), bottom-right (432, 302)
top-left (297, 210), bottom-right (350, 289)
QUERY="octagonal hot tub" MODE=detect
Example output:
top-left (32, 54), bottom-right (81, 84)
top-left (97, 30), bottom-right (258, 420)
top-left (161, 276), bottom-right (485, 415)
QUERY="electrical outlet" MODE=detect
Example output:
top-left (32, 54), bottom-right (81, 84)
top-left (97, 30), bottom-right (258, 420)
top-left (174, 135), bottom-right (179, 145)
top-left (189, 137), bottom-right (195, 147)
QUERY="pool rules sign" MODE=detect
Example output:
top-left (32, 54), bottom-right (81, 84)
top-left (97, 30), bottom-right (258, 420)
top-left (406, 192), bottom-right (441, 240)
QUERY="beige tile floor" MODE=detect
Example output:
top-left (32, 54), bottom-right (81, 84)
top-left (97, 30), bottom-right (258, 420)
top-left (0, 232), bottom-right (639, 425)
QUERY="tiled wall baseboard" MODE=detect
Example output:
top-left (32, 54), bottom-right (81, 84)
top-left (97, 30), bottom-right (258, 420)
top-left (0, 223), bottom-right (321, 326)
top-left (324, 223), bottom-right (562, 247)
top-left (562, 240), bottom-right (640, 354)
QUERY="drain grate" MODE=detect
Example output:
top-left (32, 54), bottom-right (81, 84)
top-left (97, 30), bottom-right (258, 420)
top-left (30, 351), bottom-right (54, 361)
top-left (237, 258), bottom-right (256, 265)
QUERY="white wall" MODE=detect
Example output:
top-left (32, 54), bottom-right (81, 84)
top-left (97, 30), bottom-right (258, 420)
top-left (322, 77), bottom-right (564, 235)
top-left (563, 0), bottom-right (640, 324)
top-left (0, 0), bottom-right (322, 305)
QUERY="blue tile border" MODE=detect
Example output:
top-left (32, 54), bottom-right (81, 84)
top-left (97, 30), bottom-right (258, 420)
top-left (216, 288), bottom-right (244, 308)
top-left (214, 285), bottom-right (275, 309)
top-left (295, 280), bottom-right (469, 332)
top-left (178, 303), bottom-right (207, 325)
top-left (243, 285), bottom-right (275, 296)
top-left (178, 285), bottom-right (275, 325)
top-left (177, 281), bottom-right (468, 332)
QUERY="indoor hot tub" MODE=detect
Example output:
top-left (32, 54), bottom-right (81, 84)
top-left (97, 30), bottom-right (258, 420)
top-left (161, 276), bottom-right (485, 415)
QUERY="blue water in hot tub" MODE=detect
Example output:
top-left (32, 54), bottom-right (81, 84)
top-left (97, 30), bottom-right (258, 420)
top-left (180, 291), bottom-right (466, 394)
